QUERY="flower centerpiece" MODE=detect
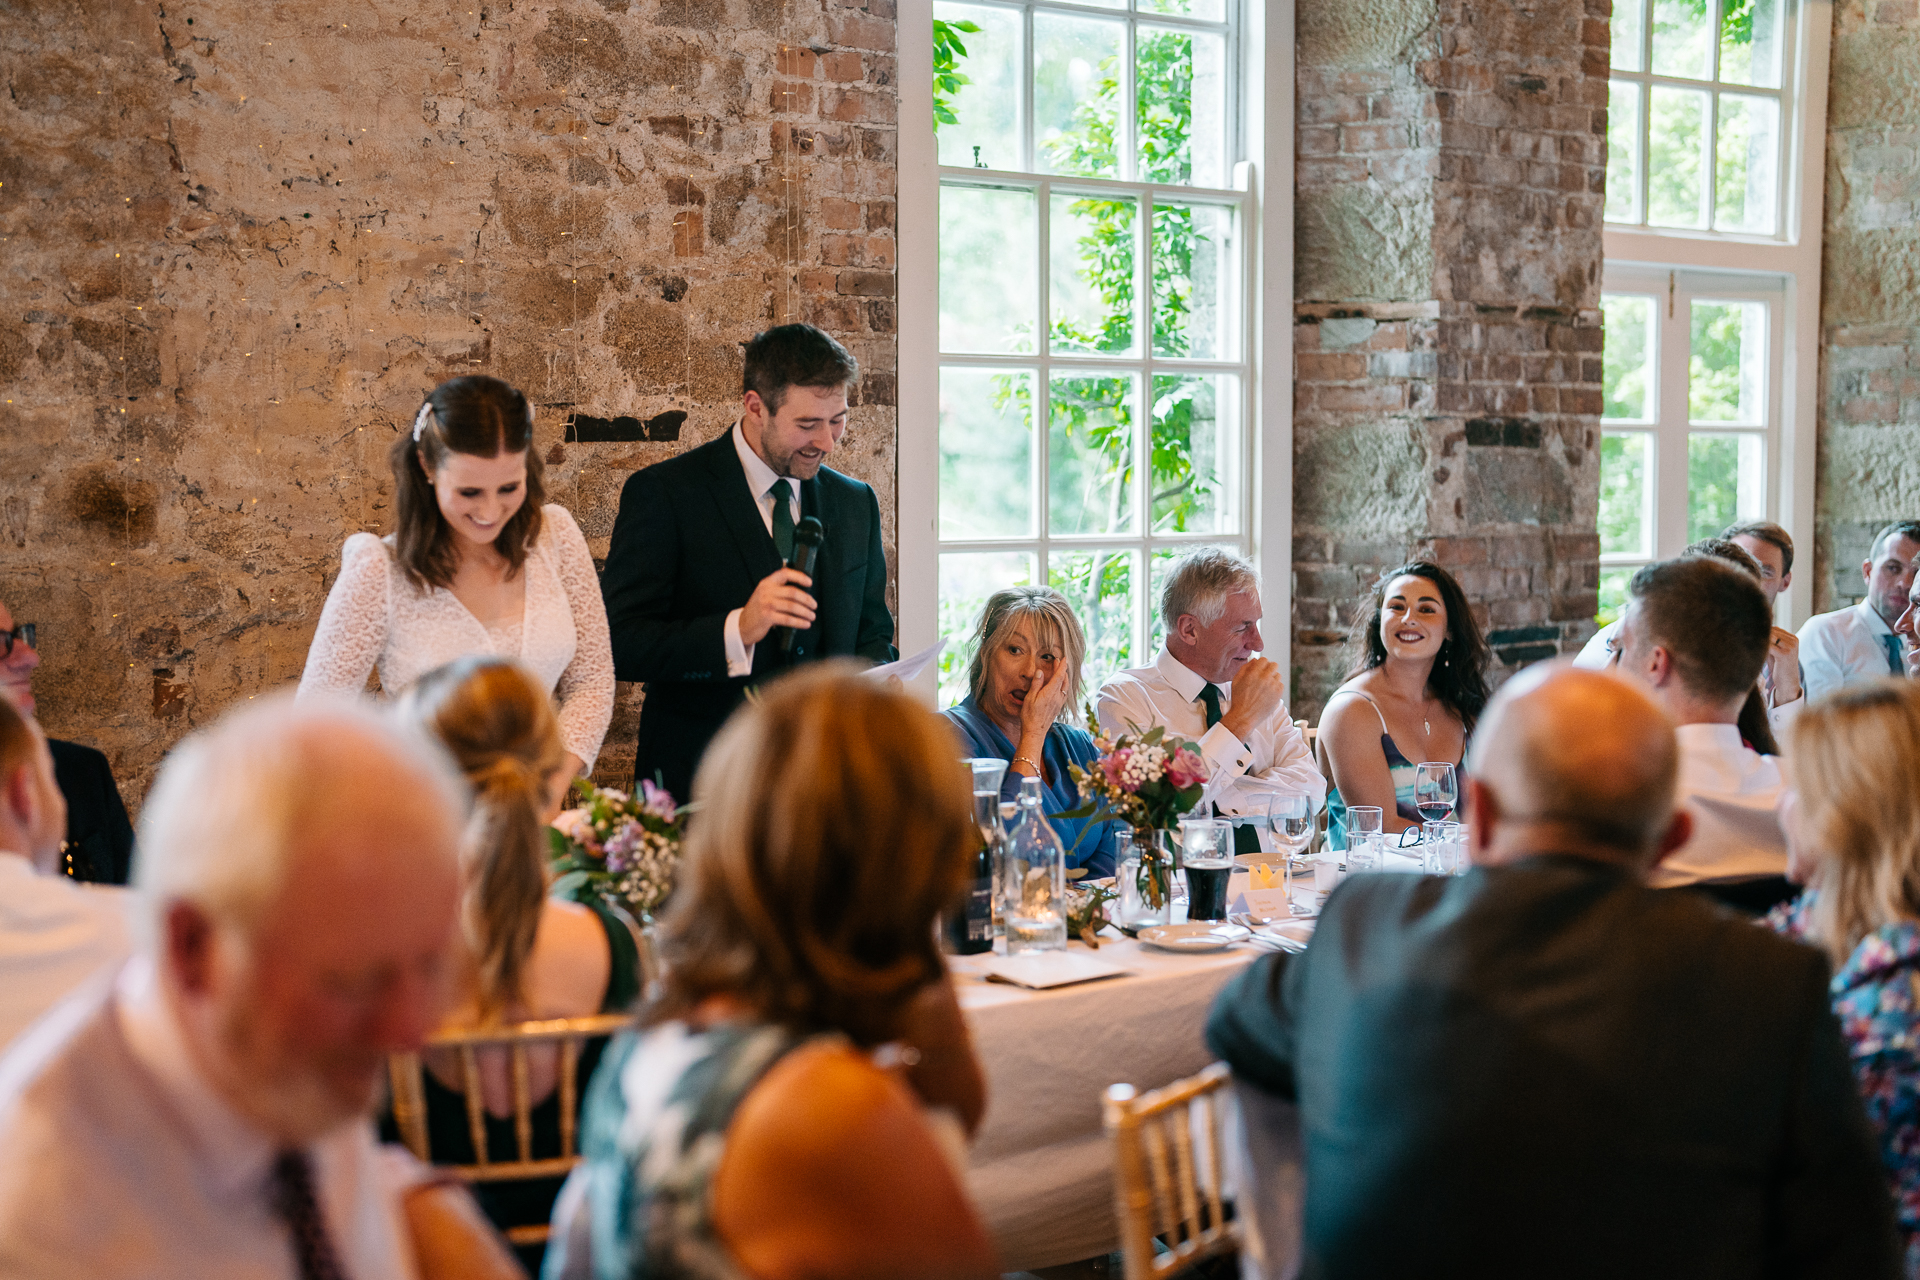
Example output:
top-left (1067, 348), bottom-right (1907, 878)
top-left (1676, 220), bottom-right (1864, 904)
top-left (548, 779), bottom-right (688, 924)
top-left (1057, 707), bottom-right (1209, 913)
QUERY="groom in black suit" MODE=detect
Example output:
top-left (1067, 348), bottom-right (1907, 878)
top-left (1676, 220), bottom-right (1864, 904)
top-left (601, 325), bottom-right (895, 802)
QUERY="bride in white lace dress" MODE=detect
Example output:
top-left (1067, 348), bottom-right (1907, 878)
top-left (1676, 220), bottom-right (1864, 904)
top-left (298, 376), bottom-right (615, 781)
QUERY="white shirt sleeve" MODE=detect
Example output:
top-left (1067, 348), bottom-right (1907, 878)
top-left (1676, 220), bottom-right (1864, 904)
top-left (297, 534), bottom-right (391, 700)
top-left (724, 609), bottom-right (756, 678)
top-left (1797, 613), bottom-right (1848, 704)
top-left (1094, 676), bottom-right (1153, 741)
top-left (1769, 693), bottom-right (1803, 736)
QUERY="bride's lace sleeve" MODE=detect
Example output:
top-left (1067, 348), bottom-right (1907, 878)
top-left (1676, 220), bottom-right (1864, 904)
top-left (297, 534), bottom-right (391, 700)
top-left (546, 505), bottom-right (616, 771)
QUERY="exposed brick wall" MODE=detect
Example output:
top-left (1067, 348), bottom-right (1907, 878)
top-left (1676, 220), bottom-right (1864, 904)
top-left (1291, 0), bottom-right (1605, 720)
top-left (1814, 0), bottom-right (1920, 612)
top-left (0, 0), bottom-right (897, 807)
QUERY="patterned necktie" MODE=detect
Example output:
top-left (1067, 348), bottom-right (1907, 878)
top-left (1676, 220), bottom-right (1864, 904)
top-left (770, 480), bottom-right (795, 562)
top-left (1195, 685), bottom-right (1260, 852)
top-left (271, 1149), bottom-right (349, 1280)
top-left (1889, 633), bottom-right (1906, 677)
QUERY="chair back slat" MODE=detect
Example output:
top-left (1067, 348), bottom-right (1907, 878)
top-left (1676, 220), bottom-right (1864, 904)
top-left (511, 1042), bottom-right (534, 1164)
top-left (387, 1053), bottom-right (430, 1162)
top-left (559, 1037), bottom-right (582, 1159)
top-left (459, 1045), bottom-right (490, 1168)
top-left (1104, 1062), bottom-right (1240, 1280)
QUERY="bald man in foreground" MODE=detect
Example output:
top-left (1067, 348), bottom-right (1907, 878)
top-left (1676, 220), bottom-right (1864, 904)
top-left (1208, 665), bottom-right (1898, 1279)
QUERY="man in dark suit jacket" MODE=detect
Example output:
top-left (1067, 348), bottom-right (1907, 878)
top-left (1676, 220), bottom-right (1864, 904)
top-left (1208, 664), bottom-right (1899, 1279)
top-left (601, 325), bottom-right (895, 802)
top-left (0, 598), bottom-right (135, 884)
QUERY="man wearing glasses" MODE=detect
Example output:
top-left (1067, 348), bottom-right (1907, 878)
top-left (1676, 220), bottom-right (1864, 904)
top-left (0, 599), bottom-right (134, 884)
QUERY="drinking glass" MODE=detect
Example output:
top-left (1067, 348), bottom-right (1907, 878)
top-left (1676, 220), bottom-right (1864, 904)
top-left (1346, 806), bottom-right (1383, 873)
top-left (1178, 817), bottom-right (1233, 921)
top-left (1267, 792), bottom-right (1314, 915)
top-left (1414, 763), bottom-right (1458, 848)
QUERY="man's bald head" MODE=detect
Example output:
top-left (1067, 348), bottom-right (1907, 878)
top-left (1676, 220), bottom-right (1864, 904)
top-left (1465, 663), bottom-right (1681, 868)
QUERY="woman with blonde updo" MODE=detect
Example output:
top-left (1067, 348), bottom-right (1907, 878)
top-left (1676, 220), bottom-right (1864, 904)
top-left (394, 656), bottom-right (641, 1266)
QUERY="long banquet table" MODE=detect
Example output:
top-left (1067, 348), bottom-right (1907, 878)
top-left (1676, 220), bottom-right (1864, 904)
top-left (950, 931), bottom-right (1261, 1270)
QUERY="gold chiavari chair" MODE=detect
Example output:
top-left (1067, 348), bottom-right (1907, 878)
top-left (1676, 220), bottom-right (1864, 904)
top-left (1104, 1061), bottom-right (1240, 1280)
top-left (388, 1012), bottom-right (633, 1249)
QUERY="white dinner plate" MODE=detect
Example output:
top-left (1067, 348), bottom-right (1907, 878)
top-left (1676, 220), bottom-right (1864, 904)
top-left (1137, 922), bottom-right (1248, 952)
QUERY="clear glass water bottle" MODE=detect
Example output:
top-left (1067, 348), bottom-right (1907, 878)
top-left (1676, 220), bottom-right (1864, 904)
top-left (1001, 774), bottom-right (1067, 953)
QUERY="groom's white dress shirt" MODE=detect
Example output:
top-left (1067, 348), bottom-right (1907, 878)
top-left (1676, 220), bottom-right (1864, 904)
top-left (1800, 600), bottom-right (1904, 703)
top-left (1649, 723), bottom-right (1787, 889)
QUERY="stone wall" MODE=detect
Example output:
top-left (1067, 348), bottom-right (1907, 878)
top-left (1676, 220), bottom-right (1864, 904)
top-left (1815, 0), bottom-right (1920, 611)
top-left (0, 0), bottom-right (899, 807)
top-left (1290, 0), bottom-right (1606, 718)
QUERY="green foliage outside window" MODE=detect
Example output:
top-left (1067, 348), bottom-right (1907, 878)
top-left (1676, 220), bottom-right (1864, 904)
top-left (933, 18), bottom-right (982, 132)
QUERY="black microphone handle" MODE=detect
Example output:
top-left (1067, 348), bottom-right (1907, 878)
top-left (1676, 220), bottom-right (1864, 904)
top-left (778, 529), bottom-right (823, 657)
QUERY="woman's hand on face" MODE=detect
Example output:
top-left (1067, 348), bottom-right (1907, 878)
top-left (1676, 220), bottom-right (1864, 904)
top-left (1020, 661), bottom-right (1072, 741)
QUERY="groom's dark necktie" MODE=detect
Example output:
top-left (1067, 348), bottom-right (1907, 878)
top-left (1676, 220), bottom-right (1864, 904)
top-left (1887, 633), bottom-right (1905, 677)
top-left (1197, 684), bottom-right (1261, 853)
top-left (770, 480), bottom-right (795, 562)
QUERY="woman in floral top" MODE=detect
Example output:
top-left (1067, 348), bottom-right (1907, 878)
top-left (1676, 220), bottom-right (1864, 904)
top-left (1767, 678), bottom-right (1920, 1275)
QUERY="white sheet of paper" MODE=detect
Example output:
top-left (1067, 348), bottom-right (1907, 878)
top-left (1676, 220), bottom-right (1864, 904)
top-left (866, 637), bottom-right (945, 683)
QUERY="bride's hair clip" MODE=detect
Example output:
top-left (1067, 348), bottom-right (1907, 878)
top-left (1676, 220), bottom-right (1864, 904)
top-left (412, 401), bottom-right (434, 443)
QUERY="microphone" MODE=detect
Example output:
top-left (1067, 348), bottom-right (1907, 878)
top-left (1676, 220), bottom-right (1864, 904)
top-left (779, 516), bottom-right (825, 656)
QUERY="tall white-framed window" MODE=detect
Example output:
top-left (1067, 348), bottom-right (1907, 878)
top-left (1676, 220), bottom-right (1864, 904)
top-left (925, 0), bottom-right (1254, 702)
top-left (1599, 0), bottom-right (1832, 627)
top-left (1598, 266), bottom-right (1789, 620)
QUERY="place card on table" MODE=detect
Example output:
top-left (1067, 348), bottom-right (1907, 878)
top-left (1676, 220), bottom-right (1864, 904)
top-left (1229, 887), bottom-right (1294, 920)
top-left (980, 950), bottom-right (1132, 990)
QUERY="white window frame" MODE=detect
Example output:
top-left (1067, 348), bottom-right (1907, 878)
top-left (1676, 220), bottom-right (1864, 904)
top-left (1602, 0), bottom-right (1832, 628)
top-left (896, 0), bottom-right (1293, 702)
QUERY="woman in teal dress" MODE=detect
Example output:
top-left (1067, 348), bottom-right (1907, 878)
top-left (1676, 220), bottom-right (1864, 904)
top-left (1318, 562), bottom-right (1489, 849)
top-left (943, 586), bottom-right (1126, 878)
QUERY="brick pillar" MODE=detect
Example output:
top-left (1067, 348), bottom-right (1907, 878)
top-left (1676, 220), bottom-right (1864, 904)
top-left (1290, 0), bottom-right (1607, 719)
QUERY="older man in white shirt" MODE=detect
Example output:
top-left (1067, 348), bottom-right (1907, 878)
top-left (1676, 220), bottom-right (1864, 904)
top-left (1097, 549), bottom-right (1323, 852)
top-left (0, 696), bottom-right (519, 1280)
top-left (1613, 555), bottom-right (1793, 915)
top-left (1799, 520), bottom-right (1920, 703)
top-left (0, 696), bottom-right (130, 1049)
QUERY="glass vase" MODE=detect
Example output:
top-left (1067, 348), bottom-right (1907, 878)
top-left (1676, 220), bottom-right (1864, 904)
top-left (1117, 830), bottom-right (1174, 929)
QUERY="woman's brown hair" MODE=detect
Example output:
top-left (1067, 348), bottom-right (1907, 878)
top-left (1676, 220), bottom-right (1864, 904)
top-left (1789, 678), bottom-right (1920, 967)
top-left (402, 656), bottom-right (566, 1019)
top-left (647, 662), bottom-right (975, 1046)
top-left (388, 375), bottom-right (546, 591)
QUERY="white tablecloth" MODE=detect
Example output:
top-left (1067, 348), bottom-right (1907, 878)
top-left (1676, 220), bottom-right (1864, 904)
top-left (951, 934), bottom-right (1260, 1270)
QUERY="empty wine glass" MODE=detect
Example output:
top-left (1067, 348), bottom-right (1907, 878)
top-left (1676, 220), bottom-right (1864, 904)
top-left (1414, 762), bottom-right (1457, 848)
top-left (1267, 792), bottom-right (1314, 915)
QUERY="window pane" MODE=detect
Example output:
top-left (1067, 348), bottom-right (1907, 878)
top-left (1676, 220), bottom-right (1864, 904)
top-left (1050, 372), bottom-right (1138, 534)
top-left (1137, 27), bottom-right (1227, 188)
top-left (1050, 548), bottom-right (1140, 684)
top-left (1148, 548), bottom-right (1181, 654)
top-left (940, 551), bottom-right (1037, 706)
top-left (1152, 202), bottom-right (1231, 359)
top-left (1605, 82), bottom-right (1643, 223)
top-left (1139, 0), bottom-right (1225, 23)
top-left (1721, 0), bottom-right (1783, 88)
top-left (1647, 86), bottom-right (1710, 228)
top-left (1650, 0), bottom-right (1713, 79)
top-left (940, 184), bottom-right (1037, 354)
top-left (940, 368), bottom-right (1035, 539)
top-left (1714, 93), bottom-right (1779, 235)
top-left (1051, 191), bottom-right (1138, 354)
top-left (934, 3), bottom-right (1021, 170)
top-left (1600, 432), bottom-right (1653, 557)
top-left (1690, 299), bottom-right (1766, 424)
top-left (1612, 0), bottom-right (1646, 71)
top-left (1035, 13), bottom-right (1124, 178)
top-left (1603, 293), bottom-right (1655, 420)
top-left (1687, 432), bottom-right (1764, 542)
top-left (1150, 374), bottom-right (1237, 534)
top-left (1597, 567), bottom-right (1635, 628)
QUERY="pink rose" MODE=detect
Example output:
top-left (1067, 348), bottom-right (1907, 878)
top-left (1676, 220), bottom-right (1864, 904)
top-left (1164, 746), bottom-right (1207, 791)
top-left (1100, 748), bottom-right (1141, 793)
top-left (639, 778), bottom-right (679, 823)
